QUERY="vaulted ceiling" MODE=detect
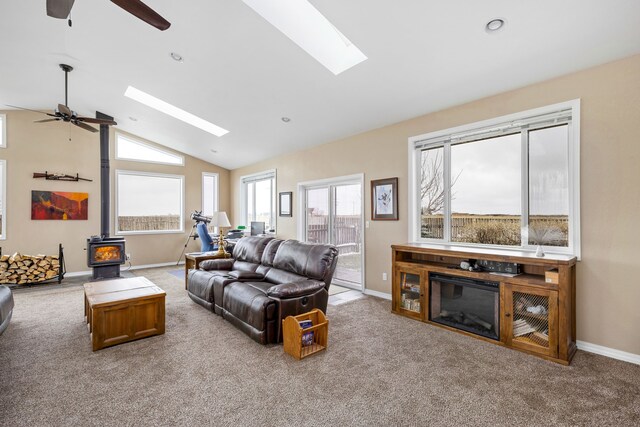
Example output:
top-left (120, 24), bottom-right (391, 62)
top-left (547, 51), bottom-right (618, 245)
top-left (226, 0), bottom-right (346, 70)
top-left (1, 1), bottom-right (639, 169)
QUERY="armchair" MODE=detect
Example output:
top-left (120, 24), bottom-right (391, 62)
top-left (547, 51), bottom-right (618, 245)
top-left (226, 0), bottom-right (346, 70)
top-left (196, 222), bottom-right (216, 252)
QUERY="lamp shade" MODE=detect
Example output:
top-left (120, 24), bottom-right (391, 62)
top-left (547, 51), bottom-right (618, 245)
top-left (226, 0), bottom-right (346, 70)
top-left (210, 211), bottom-right (231, 228)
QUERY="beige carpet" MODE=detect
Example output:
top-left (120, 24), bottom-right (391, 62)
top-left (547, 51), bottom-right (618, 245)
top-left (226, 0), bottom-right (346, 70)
top-left (1, 267), bottom-right (639, 426)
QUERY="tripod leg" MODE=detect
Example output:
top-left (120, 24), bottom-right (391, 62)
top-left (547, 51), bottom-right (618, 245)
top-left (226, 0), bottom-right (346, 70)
top-left (177, 223), bottom-right (198, 265)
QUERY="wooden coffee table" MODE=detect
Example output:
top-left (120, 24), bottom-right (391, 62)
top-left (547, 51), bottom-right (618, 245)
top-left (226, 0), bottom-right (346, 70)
top-left (83, 277), bottom-right (165, 351)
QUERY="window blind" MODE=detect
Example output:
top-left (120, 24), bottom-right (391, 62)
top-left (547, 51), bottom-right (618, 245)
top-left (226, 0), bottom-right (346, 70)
top-left (414, 108), bottom-right (572, 150)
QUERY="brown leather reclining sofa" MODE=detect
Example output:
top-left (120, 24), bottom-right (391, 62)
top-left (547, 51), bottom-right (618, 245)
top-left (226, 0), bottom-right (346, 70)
top-left (187, 236), bottom-right (338, 344)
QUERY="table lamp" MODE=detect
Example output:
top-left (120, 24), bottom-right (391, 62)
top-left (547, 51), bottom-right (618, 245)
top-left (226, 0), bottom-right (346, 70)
top-left (211, 211), bottom-right (232, 256)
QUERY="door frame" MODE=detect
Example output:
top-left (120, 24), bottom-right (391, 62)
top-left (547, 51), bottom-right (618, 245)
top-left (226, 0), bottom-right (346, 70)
top-left (297, 173), bottom-right (365, 291)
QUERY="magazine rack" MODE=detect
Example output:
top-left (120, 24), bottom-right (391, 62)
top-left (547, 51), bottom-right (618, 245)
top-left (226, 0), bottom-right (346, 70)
top-left (282, 309), bottom-right (328, 360)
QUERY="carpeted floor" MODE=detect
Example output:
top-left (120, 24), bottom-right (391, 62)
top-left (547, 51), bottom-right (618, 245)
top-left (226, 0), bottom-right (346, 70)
top-left (0, 267), bottom-right (638, 426)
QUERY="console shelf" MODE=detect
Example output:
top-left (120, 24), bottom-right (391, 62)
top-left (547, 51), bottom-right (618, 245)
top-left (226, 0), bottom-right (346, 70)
top-left (391, 243), bottom-right (577, 365)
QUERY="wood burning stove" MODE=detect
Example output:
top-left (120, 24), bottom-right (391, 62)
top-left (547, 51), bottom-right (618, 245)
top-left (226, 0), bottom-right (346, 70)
top-left (86, 113), bottom-right (125, 281)
top-left (87, 237), bottom-right (125, 280)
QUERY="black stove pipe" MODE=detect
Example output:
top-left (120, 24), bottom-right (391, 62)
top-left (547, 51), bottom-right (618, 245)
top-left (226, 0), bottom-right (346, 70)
top-left (96, 111), bottom-right (113, 238)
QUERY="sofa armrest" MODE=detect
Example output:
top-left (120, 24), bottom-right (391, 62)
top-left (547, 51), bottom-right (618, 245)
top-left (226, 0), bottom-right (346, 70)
top-left (267, 279), bottom-right (326, 299)
top-left (228, 270), bottom-right (264, 280)
top-left (199, 258), bottom-right (234, 271)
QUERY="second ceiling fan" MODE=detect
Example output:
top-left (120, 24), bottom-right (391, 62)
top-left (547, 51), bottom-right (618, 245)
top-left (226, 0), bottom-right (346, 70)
top-left (47, 0), bottom-right (171, 31)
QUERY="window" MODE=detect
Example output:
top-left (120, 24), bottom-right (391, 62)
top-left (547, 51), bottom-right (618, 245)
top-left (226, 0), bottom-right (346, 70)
top-left (0, 159), bottom-right (5, 239)
top-left (115, 132), bottom-right (184, 166)
top-left (202, 172), bottom-right (219, 232)
top-left (241, 170), bottom-right (276, 231)
top-left (0, 113), bottom-right (6, 148)
top-left (116, 170), bottom-right (184, 234)
top-left (409, 100), bottom-right (580, 257)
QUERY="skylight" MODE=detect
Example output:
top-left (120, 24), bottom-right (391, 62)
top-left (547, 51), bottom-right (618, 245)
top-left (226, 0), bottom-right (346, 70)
top-left (124, 86), bottom-right (229, 137)
top-left (242, 0), bottom-right (367, 75)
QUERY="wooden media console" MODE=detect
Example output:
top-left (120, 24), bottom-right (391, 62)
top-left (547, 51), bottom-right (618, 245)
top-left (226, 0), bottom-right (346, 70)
top-left (392, 243), bottom-right (577, 364)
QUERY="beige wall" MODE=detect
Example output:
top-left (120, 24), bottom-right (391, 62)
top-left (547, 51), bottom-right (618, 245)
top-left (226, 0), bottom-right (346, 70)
top-left (230, 54), bottom-right (640, 355)
top-left (0, 111), bottom-right (229, 273)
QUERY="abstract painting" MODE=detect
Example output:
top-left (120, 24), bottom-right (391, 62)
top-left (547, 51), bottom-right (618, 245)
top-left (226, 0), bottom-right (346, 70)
top-left (31, 191), bottom-right (88, 220)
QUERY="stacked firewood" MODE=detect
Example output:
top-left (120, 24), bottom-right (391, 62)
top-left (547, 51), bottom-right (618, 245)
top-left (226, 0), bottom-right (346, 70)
top-left (0, 253), bottom-right (60, 284)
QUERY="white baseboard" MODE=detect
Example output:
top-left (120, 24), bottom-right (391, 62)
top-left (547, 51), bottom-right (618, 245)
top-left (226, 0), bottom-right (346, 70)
top-left (129, 261), bottom-right (184, 270)
top-left (577, 340), bottom-right (640, 365)
top-left (64, 270), bottom-right (92, 278)
top-left (64, 261), bottom-right (184, 278)
top-left (363, 289), bottom-right (392, 300)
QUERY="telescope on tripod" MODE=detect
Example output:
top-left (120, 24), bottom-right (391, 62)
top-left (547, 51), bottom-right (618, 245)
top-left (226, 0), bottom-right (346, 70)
top-left (177, 211), bottom-right (211, 264)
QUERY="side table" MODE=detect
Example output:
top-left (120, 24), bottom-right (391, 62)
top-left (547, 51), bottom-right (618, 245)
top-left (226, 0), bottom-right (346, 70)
top-left (184, 252), bottom-right (231, 289)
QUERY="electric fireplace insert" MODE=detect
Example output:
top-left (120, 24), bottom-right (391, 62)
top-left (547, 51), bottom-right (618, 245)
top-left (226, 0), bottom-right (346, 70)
top-left (429, 273), bottom-right (500, 341)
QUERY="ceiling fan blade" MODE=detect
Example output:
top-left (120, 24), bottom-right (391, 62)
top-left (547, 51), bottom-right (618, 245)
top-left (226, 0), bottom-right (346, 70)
top-left (111, 0), bottom-right (171, 31)
top-left (77, 117), bottom-right (118, 126)
top-left (5, 104), bottom-right (54, 115)
top-left (73, 121), bottom-right (99, 133)
top-left (47, 0), bottom-right (76, 19)
top-left (58, 103), bottom-right (73, 117)
top-left (34, 119), bottom-right (61, 123)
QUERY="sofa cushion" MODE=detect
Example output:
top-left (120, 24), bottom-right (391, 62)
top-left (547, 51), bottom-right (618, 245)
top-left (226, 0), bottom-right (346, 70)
top-left (263, 268), bottom-right (307, 286)
top-left (223, 282), bottom-right (276, 332)
top-left (245, 281), bottom-right (272, 295)
top-left (261, 239), bottom-right (284, 266)
top-left (272, 240), bottom-right (338, 284)
top-left (187, 270), bottom-right (217, 311)
top-left (232, 260), bottom-right (260, 273)
top-left (232, 236), bottom-right (273, 263)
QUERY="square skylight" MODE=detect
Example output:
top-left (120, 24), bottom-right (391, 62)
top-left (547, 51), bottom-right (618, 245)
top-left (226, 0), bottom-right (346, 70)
top-left (124, 86), bottom-right (229, 137)
top-left (242, 0), bottom-right (367, 75)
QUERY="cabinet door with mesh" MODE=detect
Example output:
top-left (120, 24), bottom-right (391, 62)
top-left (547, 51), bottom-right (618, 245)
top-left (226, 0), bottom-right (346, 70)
top-left (504, 284), bottom-right (558, 358)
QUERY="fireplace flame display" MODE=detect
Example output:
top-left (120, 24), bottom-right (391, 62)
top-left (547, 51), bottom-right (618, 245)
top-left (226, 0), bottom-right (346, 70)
top-left (86, 237), bottom-right (126, 270)
top-left (94, 246), bottom-right (122, 263)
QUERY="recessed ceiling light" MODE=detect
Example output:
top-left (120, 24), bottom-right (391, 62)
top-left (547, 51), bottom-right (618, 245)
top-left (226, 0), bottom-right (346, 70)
top-left (281, 117), bottom-right (291, 123)
top-left (485, 18), bottom-right (505, 33)
top-left (124, 86), bottom-right (229, 137)
top-left (170, 52), bottom-right (184, 62)
top-left (242, 0), bottom-right (367, 75)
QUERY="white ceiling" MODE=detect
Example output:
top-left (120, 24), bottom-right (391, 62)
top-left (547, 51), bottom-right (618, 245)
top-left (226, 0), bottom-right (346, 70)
top-left (1, 1), bottom-right (639, 170)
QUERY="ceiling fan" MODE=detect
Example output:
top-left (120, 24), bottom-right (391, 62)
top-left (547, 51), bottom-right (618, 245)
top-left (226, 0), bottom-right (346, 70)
top-left (46, 0), bottom-right (171, 31)
top-left (6, 64), bottom-right (117, 133)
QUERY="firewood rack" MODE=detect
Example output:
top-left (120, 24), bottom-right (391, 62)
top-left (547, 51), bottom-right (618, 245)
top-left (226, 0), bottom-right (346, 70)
top-left (0, 244), bottom-right (66, 287)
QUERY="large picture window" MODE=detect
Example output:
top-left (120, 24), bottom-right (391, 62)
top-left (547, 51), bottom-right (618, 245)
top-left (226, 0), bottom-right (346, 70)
top-left (409, 100), bottom-right (580, 257)
top-left (116, 170), bottom-right (184, 234)
top-left (241, 170), bottom-right (276, 232)
top-left (0, 114), bottom-right (6, 148)
top-left (0, 159), bottom-right (5, 239)
top-left (115, 132), bottom-right (184, 166)
top-left (202, 172), bottom-right (219, 232)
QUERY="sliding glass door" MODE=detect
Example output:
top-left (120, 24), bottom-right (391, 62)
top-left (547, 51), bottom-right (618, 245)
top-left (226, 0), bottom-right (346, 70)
top-left (302, 177), bottom-right (363, 289)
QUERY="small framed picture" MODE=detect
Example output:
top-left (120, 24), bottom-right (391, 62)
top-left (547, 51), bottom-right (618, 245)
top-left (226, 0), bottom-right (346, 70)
top-left (371, 178), bottom-right (398, 220)
top-left (279, 191), bottom-right (292, 217)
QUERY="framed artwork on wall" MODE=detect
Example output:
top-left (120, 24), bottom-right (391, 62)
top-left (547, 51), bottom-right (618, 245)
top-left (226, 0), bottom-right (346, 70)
top-left (31, 191), bottom-right (88, 220)
top-left (371, 177), bottom-right (398, 220)
top-left (279, 191), bottom-right (292, 217)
